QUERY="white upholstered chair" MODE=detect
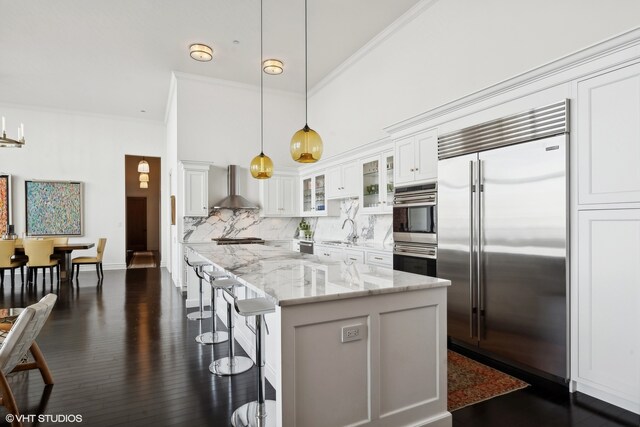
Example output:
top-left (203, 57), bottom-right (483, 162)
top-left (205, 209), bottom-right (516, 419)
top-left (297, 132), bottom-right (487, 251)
top-left (0, 294), bottom-right (57, 426)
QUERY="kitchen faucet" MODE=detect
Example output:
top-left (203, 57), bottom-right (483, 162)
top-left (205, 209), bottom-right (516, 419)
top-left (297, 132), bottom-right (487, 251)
top-left (342, 218), bottom-right (357, 244)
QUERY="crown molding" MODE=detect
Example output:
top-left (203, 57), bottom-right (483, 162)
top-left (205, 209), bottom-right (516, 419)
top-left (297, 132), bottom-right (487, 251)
top-left (384, 26), bottom-right (640, 135)
top-left (309, 0), bottom-right (440, 97)
top-left (172, 71), bottom-right (303, 100)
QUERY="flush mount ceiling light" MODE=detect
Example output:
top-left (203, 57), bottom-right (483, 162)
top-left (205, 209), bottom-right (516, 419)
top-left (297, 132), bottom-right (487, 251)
top-left (189, 43), bottom-right (213, 62)
top-left (262, 59), bottom-right (284, 75)
top-left (139, 173), bottom-right (149, 183)
top-left (250, 0), bottom-right (274, 180)
top-left (137, 158), bottom-right (149, 173)
top-left (290, 0), bottom-right (323, 163)
top-left (140, 181), bottom-right (148, 189)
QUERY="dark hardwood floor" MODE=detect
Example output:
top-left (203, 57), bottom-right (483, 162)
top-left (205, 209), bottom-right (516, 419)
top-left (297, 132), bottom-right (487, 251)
top-left (0, 268), bottom-right (637, 427)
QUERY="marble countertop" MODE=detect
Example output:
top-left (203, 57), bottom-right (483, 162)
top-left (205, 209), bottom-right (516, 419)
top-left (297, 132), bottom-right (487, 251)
top-left (188, 244), bottom-right (449, 307)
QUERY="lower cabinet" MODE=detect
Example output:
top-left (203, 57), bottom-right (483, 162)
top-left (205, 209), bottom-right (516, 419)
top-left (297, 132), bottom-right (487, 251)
top-left (314, 244), bottom-right (392, 268)
top-left (576, 209), bottom-right (640, 413)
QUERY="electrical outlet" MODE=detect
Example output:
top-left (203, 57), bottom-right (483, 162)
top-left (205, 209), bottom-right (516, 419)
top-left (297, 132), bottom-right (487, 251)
top-left (342, 324), bottom-right (365, 343)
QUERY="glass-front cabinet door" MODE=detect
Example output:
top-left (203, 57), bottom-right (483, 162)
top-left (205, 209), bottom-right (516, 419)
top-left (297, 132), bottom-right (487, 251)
top-left (360, 152), bottom-right (394, 213)
top-left (315, 174), bottom-right (326, 212)
top-left (361, 157), bottom-right (381, 211)
top-left (383, 150), bottom-right (394, 213)
top-left (302, 177), bottom-right (313, 214)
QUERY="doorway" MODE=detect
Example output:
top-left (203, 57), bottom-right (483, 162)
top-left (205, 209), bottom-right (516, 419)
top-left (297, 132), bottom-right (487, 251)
top-left (125, 155), bottom-right (161, 268)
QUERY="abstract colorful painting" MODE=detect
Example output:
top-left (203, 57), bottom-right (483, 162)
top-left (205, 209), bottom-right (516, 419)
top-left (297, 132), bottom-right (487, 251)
top-left (0, 175), bottom-right (9, 235)
top-left (25, 181), bottom-right (83, 236)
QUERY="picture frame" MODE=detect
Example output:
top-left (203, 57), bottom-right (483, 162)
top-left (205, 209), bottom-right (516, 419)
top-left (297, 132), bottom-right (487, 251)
top-left (25, 180), bottom-right (83, 236)
top-left (0, 174), bottom-right (10, 235)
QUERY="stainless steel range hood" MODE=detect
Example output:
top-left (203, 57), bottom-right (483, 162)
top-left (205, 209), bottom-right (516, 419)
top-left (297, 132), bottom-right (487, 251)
top-left (213, 165), bottom-right (259, 209)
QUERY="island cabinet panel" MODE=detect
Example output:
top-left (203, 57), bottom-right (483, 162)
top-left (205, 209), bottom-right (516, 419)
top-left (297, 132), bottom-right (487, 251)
top-left (279, 287), bottom-right (450, 427)
top-left (379, 304), bottom-right (439, 417)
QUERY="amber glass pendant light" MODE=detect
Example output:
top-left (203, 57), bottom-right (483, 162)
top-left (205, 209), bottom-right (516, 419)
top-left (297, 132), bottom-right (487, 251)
top-left (290, 0), bottom-right (323, 163)
top-left (250, 0), bottom-right (274, 179)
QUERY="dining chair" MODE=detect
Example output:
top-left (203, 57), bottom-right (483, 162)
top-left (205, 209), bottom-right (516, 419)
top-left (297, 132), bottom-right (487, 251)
top-left (23, 240), bottom-right (59, 287)
top-left (49, 237), bottom-right (68, 265)
top-left (0, 294), bottom-right (57, 426)
top-left (72, 238), bottom-right (107, 280)
top-left (0, 241), bottom-right (25, 287)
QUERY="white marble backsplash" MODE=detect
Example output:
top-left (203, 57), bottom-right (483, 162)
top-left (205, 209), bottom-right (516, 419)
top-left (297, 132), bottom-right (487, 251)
top-left (312, 198), bottom-right (392, 245)
top-left (183, 199), bottom-right (392, 244)
top-left (183, 210), bottom-right (300, 242)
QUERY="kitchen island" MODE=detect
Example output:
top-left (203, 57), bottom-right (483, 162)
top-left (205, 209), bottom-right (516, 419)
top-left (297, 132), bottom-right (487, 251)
top-left (189, 244), bottom-right (451, 427)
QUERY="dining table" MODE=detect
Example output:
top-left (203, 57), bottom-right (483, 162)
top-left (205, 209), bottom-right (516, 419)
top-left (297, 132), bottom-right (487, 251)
top-left (15, 242), bottom-right (95, 281)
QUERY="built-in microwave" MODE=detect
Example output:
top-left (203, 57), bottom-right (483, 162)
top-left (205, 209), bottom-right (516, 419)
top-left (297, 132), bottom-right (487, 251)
top-left (392, 183), bottom-right (437, 245)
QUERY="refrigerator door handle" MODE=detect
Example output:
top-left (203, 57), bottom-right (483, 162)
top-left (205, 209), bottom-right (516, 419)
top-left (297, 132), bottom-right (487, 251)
top-left (477, 159), bottom-right (484, 340)
top-left (469, 160), bottom-right (475, 338)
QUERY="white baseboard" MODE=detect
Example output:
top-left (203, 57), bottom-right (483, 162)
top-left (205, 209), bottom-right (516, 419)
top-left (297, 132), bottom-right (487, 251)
top-left (575, 382), bottom-right (640, 415)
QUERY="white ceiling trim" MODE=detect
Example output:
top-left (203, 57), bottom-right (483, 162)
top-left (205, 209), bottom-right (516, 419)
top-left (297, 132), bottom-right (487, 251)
top-left (309, 0), bottom-right (440, 98)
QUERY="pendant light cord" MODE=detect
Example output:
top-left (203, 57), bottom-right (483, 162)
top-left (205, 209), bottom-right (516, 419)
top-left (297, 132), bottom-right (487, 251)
top-left (304, 0), bottom-right (308, 125)
top-left (260, 0), bottom-right (264, 154)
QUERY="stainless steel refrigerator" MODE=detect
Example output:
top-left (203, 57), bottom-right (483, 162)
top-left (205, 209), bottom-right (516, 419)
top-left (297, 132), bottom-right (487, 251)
top-left (437, 100), bottom-right (569, 381)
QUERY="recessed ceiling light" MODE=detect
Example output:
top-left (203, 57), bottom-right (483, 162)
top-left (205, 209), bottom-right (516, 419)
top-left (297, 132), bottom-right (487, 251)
top-left (140, 109), bottom-right (146, 113)
top-left (189, 44), bottom-right (213, 62)
top-left (233, 40), bottom-right (240, 45)
top-left (263, 59), bottom-right (284, 75)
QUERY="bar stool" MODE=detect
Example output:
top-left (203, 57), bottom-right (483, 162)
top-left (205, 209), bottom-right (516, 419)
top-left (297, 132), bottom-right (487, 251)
top-left (184, 257), bottom-right (212, 320)
top-left (231, 297), bottom-right (276, 427)
top-left (196, 268), bottom-right (230, 345)
top-left (209, 279), bottom-right (253, 376)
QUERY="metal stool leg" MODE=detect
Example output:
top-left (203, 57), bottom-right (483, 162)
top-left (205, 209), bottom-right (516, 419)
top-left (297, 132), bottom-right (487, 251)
top-left (187, 265), bottom-right (212, 320)
top-left (209, 288), bottom-right (252, 376)
top-left (231, 313), bottom-right (276, 427)
top-left (196, 285), bottom-right (229, 345)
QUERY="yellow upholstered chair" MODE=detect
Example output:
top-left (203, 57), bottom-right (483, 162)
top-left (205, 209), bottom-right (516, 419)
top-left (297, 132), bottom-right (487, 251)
top-left (23, 239), bottom-right (59, 286)
top-left (50, 238), bottom-right (68, 245)
top-left (0, 241), bottom-right (25, 287)
top-left (72, 238), bottom-right (106, 280)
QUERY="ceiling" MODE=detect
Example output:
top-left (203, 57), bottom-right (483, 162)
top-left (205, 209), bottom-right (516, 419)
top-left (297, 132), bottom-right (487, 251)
top-left (0, 0), bottom-right (422, 121)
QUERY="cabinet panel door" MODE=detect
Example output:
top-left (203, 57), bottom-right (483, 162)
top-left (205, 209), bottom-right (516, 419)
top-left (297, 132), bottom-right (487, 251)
top-left (577, 209), bottom-right (640, 403)
top-left (395, 137), bottom-right (415, 185)
top-left (342, 162), bottom-right (360, 198)
top-left (184, 170), bottom-right (208, 216)
top-left (578, 62), bottom-right (640, 204)
top-left (326, 166), bottom-right (343, 199)
top-left (264, 177), bottom-right (280, 215)
top-left (281, 177), bottom-right (297, 216)
top-left (414, 129), bottom-right (438, 183)
top-left (302, 177), bottom-right (313, 214)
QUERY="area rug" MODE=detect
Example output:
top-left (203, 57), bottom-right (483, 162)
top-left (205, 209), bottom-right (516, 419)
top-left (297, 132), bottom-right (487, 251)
top-left (128, 251), bottom-right (157, 269)
top-left (448, 350), bottom-right (528, 411)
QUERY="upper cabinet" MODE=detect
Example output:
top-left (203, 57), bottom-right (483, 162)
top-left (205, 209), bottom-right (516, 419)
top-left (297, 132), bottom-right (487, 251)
top-left (301, 173), bottom-right (339, 217)
top-left (182, 162), bottom-right (210, 217)
top-left (577, 62), bottom-right (640, 205)
top-left (360, 150), bottom-right (394, 213)
top-left (260, 175), bottom-right (299, 217)
top-left (326, 163), bottom-right (359, 199)
top-left (394, 128), bottom-right (438, 186)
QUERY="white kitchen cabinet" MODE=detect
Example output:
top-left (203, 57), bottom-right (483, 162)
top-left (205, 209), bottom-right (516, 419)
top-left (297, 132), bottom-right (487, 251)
top-left (260, 175), bottom-right (299, 217)
top-left (577, 62), bottom-right (640, 205)
top-left (394, 128), bottom-right (438, 186)
top-left (182, 163), bottom-right (210, 217)
top-left (360, 151), bottom-right (394, 214)
top-left (575, 209), bottom-right (640, 413)
top-left (301, 173), bottom-right (339, 216)
top-left (314, 244), bottom-right (345, 261)
top-left (366, 250), bottom-right (393, 268)
top-left (344, 248), bottom-right (365, 264)
top-left (326, 162), bottom-right (359, 199)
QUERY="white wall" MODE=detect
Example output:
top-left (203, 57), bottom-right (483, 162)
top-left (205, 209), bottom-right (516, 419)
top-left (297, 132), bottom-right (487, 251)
top-left (309, 0), bottom-right (640, 158)
top-left (0, 103), bottom-right (166, 269)
top-left (165, 77), bottom-right (179, 280)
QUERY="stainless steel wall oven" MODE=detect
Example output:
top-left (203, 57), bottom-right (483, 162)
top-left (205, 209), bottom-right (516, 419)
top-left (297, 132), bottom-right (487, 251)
top-left (393, 183), bottom-right (437, 276)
